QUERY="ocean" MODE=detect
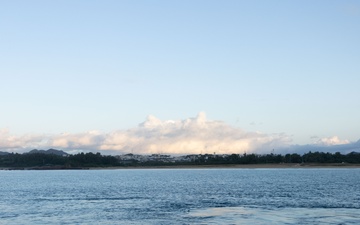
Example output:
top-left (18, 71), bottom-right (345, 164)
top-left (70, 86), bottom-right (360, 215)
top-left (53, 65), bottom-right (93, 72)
top-left (0, 168), bottom-right (359, 224)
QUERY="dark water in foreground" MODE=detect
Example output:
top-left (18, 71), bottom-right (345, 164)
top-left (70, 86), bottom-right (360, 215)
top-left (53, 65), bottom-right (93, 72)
top-left (0, 168), bottom-right (359, 224)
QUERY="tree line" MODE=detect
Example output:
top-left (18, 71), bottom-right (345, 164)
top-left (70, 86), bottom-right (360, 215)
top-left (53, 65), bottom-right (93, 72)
top-left (0, 151), bottom-right (359, 168)
top-left (192, 151), bottom-right (360, 165)
top-left (0, 152), bottom-right (118, 168)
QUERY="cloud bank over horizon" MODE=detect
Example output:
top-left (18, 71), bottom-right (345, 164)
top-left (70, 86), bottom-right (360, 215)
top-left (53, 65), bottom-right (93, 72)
top-left (0, 113), bottom-right (358, 155)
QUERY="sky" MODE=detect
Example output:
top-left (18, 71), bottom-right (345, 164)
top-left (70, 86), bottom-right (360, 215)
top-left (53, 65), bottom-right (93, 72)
top-left (1, 0), bottom-right (360, 155)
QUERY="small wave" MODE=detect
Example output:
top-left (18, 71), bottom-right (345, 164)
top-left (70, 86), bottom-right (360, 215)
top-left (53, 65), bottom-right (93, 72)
top-left (32, 196), bottom-right (147, 202)
top-left (185, 207), bottom-right (360, 225)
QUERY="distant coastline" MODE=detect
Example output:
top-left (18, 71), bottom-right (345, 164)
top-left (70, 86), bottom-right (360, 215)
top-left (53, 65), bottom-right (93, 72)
top-left (2, 163), bottom-right (360, 170)
top-left (92, 163), bottom-right (360, 170)
top-left (1, 149), bottom-right (360, 170)
top-left (75, 163), bottom-right (360, 169)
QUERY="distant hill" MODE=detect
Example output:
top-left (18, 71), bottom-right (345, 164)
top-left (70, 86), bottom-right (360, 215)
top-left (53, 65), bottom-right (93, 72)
top-left (28, 149), bottom-right (68, 156)
top-left (0, 151), bottom-right (10, 156)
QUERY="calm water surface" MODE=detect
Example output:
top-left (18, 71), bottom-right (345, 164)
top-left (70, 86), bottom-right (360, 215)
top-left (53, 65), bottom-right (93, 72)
top-left (0, 168), bottom-right (359, 224)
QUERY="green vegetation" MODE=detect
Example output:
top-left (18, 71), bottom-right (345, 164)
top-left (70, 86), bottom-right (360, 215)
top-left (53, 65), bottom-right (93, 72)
top-left (191, 152), bottom-right (360, 165)
top-left (0, 151), bottom-right (359, 169)
top-left (0, 152), bottom-right (119, 168)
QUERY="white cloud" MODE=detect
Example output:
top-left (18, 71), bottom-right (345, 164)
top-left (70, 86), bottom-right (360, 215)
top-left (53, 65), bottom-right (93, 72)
top-left (50, 131), bottom-right (104, 149)
top-left (0, 128), bottom-right (47, 152)
top-left (314, 136), bottom-right (350, 146)
top-left (1, 113), bottom-right (292, 154)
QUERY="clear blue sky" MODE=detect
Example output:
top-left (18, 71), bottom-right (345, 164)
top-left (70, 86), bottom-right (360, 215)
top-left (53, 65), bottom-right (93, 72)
top-left (1, 0), bottom-right (359, 149)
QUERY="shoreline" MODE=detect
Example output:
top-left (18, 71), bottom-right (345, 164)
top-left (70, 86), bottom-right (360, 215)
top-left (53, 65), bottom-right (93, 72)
top-left (2, 163), bottom-right (360, 170)
top-left (99, 163), bottom-right (360, 169)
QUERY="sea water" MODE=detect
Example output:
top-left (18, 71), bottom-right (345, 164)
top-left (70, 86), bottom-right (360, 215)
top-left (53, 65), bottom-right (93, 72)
top-left (0, 168), bottom-right (359, 224)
